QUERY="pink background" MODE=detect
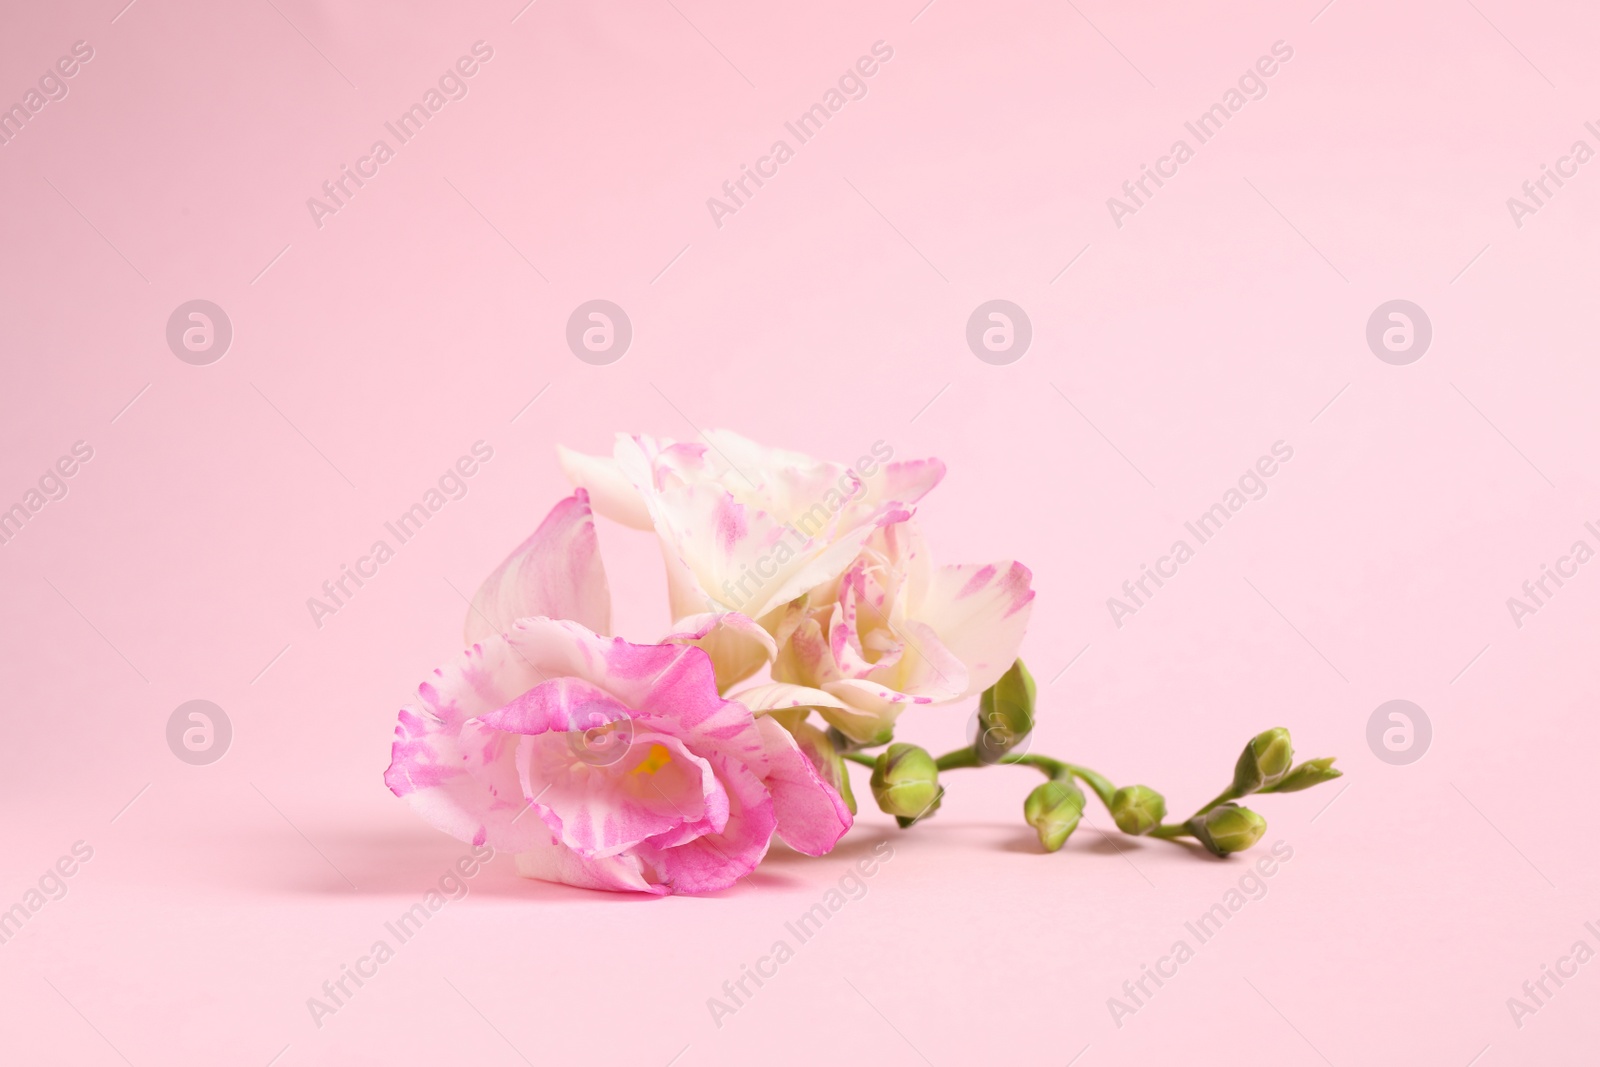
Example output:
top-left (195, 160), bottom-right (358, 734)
top-left (3, 0), bottom-right (1597, 1063)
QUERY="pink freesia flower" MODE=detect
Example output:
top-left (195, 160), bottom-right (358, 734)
top-left (384, 492), bottom-right (851, 895)
top-left (769, 519), bottom-right (1036, 742)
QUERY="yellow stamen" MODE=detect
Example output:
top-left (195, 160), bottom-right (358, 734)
top-left (631, 743), bottom-right (672, 776)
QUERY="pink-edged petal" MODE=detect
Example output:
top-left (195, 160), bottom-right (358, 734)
top-left (818, 678), bottom-right (932, 743)
top-left (614, 642), bottom-right (753, 739)
top-left (828, 562), bottom-right (905, 679)
top-left (386, 620), bottom-right (677, 852)
top-left (465, 491), bottom-right (610, 645)
top-left (632, 748), bottom-right (776, 894)
top-left (664, 612), bottom-right (778, 692)
top-left (912, 560), bottom-right (1036, 697)
top-left (518, 731), bottom-right (723, 859)
top-left (865, 618), bottom-right (967, 704)
top-left (514, 837), bottom-right (666, 895)
top-left (557, 445), bottom-right (654, 530)
top-left (754, 716), bottom-right (850, 855)
top-left (728, 682), bottom-right (851, 714)
top-left (872, 457), bottom-right (946, 511)
top-left (384, 628), bottom-right (578, 852)
top-left (384, 703), bottom-right (537, 850)
top-left (479, 676), bottom-right (632, 736)
top-left (616, 435), bottom-right (885, 619)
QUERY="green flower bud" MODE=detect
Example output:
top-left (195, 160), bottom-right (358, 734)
top-left (1232, 727), bottom-right (1294, 795)
top-left (871, 744), bottom-right (942, 825)
top-left (1110, 785), bottom-right (1166, 836)
top-left (1263, 756), bottom-right (1341, 794)
top-left (974, 659), bottom-right (1036, 764)
top-left (1024, 778), bottom-right (1085, 852)
top-left (1187, 803), bottom-right (1267, 857)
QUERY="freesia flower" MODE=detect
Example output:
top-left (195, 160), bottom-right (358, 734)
top-left (560, 430), bottom-right (945, 630)
top-left (767, 519), bottom-right (1035, 742)
top-left (384, 492), bottom-right (851, 895)
top-left (387, 431), bottom-right (1343, 887)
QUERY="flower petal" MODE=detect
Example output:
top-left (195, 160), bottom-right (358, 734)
top-left (514, 838), bottom-right (666, 895)
top-left (632, 748), bottom-right (776, 894)
top-left (616, 433), bottom-right (909, 620)
top-left (386, 620), bottom-right (679, 852)
top-left (664, 612), bottom-right (778, 692)
top-left (465, 492), bottom-right (610, 645)
top-left (912, 561), bottom-right (1036, 698)
top-left (819, 678), bottom-right (932, 743)
top-left (478, 676), bottom-right (631, 736)
top-left (557, 445), bottom-right (653, 530)
top-left (754, 716), bottom-right (851, 855)
top-left (728, 682), bottom-right (852, 714)
top-left (518, 730), bottom-right (722, 859)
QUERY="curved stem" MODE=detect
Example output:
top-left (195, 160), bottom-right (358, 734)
top-left (925, 744), bottom-right (1217, 849)
top-left (1063, 764), bottom-right (1116, 810)
top-left (842, 751), bottom-right (878, 769)
top-left (934, 747), bottom-right (982, 772)
top-left (930, 747), bottom-right (1121, 809)
top-left (1191, 788), bottom-right (1238, 818)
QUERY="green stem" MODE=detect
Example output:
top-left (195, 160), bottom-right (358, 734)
top-left (930, 747), bottom-right (1121, 809)
top-left (1191, 788), bottom-right (1239, 819)
top-left (842, 751), bottom-right (878, 769)
top-left (933, 747), bottom-right (982, 771)
top-left (915, 744), bottom-right (1221, 850)
top-left (1149, 823), bottom-right (1193, 840)
top-left (1063, 764), bottom-right (1116, 810)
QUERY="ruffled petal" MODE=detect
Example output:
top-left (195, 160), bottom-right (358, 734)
top-left (632, 748), bottom-right (776, 894)
top-left (518, 730), bottom-right (722, 859)
top-left (385, 620), bottom-right (683, 853)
